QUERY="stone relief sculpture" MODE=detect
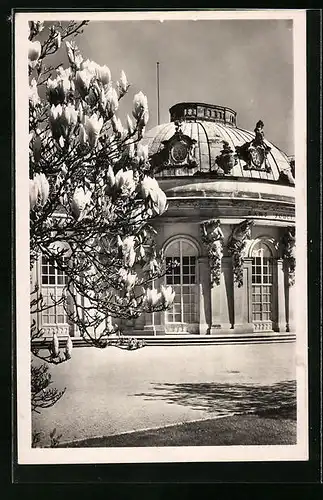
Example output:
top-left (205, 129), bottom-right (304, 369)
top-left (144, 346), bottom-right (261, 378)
top-left (227, 219), bottom-right (254, 287)
top-left (236, 120), bottom-right (271, 173)
top-left (281, 226), bottom-right (296, 286)
top-left (215, 140), bottom-right (238, 176)
top-left (201, 219), bottom-right (224, 286)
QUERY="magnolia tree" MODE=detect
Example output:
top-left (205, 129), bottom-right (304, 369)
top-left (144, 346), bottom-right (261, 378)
top-left (28, 21), bottom-right (175, 413)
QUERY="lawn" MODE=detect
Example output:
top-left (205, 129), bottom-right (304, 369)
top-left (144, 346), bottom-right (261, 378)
top-left (62, 406), bottom-right (296, 448)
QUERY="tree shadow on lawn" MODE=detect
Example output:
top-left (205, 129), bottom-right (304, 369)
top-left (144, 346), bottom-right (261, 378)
top-left (133, 380), bottom-right (296, 420)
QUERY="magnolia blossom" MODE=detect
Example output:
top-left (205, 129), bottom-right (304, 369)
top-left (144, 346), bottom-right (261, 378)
top-left (29, 173), bottom-right (49, 209)
top-left (49, 104), bottom-right (64, 141)
top-left (54, 32), bottom-right (61, 50)
top-left (71, 186), bottom-right (91, 220)
top-left (84, 113), bottom-right (103, 148)
top-left (47, 75), bottom-right (71, 105)
top-left (111, 116), bottom-right (124, 138)
top-left (29, 79), bottom-right (40, 107)
top-left (51, 332), bottom-right (59, 358)
top-left (106, 165), bottom-right (115, 189)
top-left (145, 287), bottom-right (162, 309)
top-left (136, 143), bottom-right (149, 163)
top-left (120, 236), bottom-right (136, 268)
top-left (126, 114), bottom-right (134, 135)
top-left (140, 176), bottom-right (168, 215)
top-left (95, 64), bottom-right (111, 86)
top-left (75, 69), bottom-right (93, 99)
top-left (65, 336), bottom-right (73, 360)
top-left (106, 87), bottom-right (119, 118)
top-left (62, 103), bottom-right (78, 128)
top-left (160, 285), bottom-right (175, 308)
top-left (65, 41), bottom-right (83, 70)
top-left (78, 124), bottom-right (87, 145)
top-left (28, 40), bottom-right (41, 66)
top-left (106, 315), bottom-right (114, 334)
top-left (118, 70), bottom-right (128, 95)
top-left (115, 169), bottom-right (136, 196)
top-left (132, 91), bottom-right (149, 126)
top-left (29, 179), bottom-right (39, 210)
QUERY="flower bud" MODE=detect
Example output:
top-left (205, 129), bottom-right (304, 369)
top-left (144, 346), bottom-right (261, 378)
top-left (29, 178), bottom-right (39, 210)
top-left (106, 165), bottom-right (115, 189)
top-left (54, 32), bottom-right (61, 50)
top-left (75, 69), bottom-right (92, 99)
top-left (137, 143), bottom-right (149, 163)
top-left (119, 70), bottom-right (128, 94)
top-left (71, 186), bottom-right (91, 220)
top-left (96, 64), bottom-right (111, 86)
top-left (160, 285), bottom-right (176, 308)
top-left (106, 87), bottom-right (119, 118)
top-left (78, 124), bottom-right (88, 145)
top-left (111, 115), bottom-right (124, 137)
top-left (132, 91), bottom-right (149, 122)
top-left (84, 113), bottom-right (103, 148)
top-left (65, 336), bottom-right (73, 360)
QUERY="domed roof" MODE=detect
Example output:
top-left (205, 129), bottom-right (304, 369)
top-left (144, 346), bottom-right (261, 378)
top-left (142, 102), bottom-right (292, 182)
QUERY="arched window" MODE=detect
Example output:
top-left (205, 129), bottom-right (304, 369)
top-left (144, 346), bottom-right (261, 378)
top-left (251, 241), bottom-right (274, 326)
top-left (165, 239), bottom-right (199, 329)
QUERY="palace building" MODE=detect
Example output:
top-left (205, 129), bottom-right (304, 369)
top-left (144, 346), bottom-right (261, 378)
top-left (124, 101), bottom-right (296, 341)
top-left (34, 101), bottom-right (296, 344)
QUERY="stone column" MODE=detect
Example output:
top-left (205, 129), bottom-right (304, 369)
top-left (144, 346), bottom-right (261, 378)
top-left (276, 259), bottom-right (287, 332)
top-left (209, 257), bottom-right (233, 334)
top-left (233, 258), bottom-right (254, 333)
top-left (198, 256), bottom-right (210, 334)
top-left (287, 282), bottom-right (296, 333)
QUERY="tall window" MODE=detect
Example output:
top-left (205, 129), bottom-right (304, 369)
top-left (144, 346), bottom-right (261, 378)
top-left (251, 242), bottom-right (273, 324)
top-left (41, 256), bottom-right (68, 325)
top-left (165, 239), bottom-right (199, 326)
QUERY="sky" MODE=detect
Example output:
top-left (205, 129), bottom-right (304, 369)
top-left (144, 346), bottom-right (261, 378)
top-left (54, 19), bottom-right (294, 154)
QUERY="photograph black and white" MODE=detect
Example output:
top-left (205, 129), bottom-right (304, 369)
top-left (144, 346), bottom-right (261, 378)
top-left (15, 10), bottom-right (308, 464)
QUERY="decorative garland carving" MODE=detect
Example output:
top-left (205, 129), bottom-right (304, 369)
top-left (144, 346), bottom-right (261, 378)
top-left (281, 226), bottom-right (296, 286)
top-left (227, 219), bottom-right (254, 287)
top-left (236, 120), bottom-right (271, 173)
top-left (201, 219), bottom-right (224, 286)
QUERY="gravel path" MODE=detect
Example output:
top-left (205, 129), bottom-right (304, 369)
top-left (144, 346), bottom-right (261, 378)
top-left (32, 342), bottom-right (295, 447)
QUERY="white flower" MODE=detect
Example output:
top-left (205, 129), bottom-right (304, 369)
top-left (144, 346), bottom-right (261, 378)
top-left (145, 288), bottom-right (162, 309)
top-left (126, 114), bottom-right (134, 135)
top-left (106, 87), bottom-right (119, 118)
top-left (28, 40), bottom-right (41, 65)
top-left (111, 115), bottom-right (124, 137)
top-left (52, 332), bottom-right (59, 358)
top-left (137, 143), bottom-right (149, 163)
top-left (78, 124), bottom-right (88, 145)
top-left (119, 70), bottom-right (128, 94)
top-left (65, 41), bottom-right (83, 70)
top-left (153, 188), bottom-right (167, 215)
top-left (75, 69), bottom-right (92, 99)
top-left (125, 272), bottom-right (137, 291)
top-left (54, 32), bottom-right (61, 50)
top-left (121, 236), bottom-right (136, 268)
top-left (84, 113), bottom-right (103, 148)
top-left (71, 186), bottom-right (91, 220)
top-left (29, 79), bottom-right (40, 107)
top-left (115, 169), bottom-right (136, 196)
top-left (106, 315), bottom-right (114, 334)
top-left (47, 76), bottom-right (71, 105)
top-left (29, 178), bottom-right (39, 210)
top-left (65, 336), bottom-right (73, 360)
top-left (132, 91), bottom-right (149, 124)
top-left (106, 165), bottom-right (115, 189)
top-left (62, 103), bottom-right (78, 128)
top-left (36, 173), bottom-right (49, 206)
top-left (140, 176), bottom-right (159, 201)
top-left (95, 64), bottom-right (111, 86)
top-left (160, 285), bottom-right (175, 308)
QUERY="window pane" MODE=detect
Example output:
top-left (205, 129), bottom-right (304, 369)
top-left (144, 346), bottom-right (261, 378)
top-left (42, 276), bottom-right (48, 285)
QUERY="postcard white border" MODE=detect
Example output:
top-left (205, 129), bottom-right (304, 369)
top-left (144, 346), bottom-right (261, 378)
top-left (16, 9), bottom-right (308, 465)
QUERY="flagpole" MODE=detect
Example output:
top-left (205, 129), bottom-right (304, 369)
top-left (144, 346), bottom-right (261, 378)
top-left (156, 61), bottom-right (160, 126)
